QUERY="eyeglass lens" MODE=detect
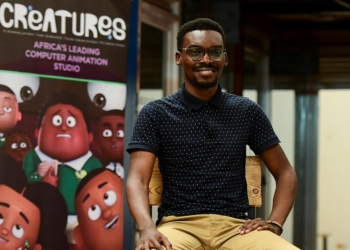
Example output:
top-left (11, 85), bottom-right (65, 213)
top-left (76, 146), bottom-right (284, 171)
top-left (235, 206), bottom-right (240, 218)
top-left (185, 47), bottom-right (224, 61)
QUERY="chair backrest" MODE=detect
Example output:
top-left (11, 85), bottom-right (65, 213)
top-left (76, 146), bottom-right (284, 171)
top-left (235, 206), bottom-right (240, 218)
top-left (149, 156), bottom-right (262, 207)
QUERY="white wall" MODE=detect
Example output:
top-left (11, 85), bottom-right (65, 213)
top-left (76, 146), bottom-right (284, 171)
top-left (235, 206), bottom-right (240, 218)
top-left (244, 90), bottom-right (295, 244)
top-left (318, 89), bottom-right (350, 250)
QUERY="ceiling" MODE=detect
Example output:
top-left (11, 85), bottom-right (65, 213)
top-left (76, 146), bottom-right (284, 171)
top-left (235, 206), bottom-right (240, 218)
top-left (241, 0), bottom-right (350, 46)
top-left (240, 0), bottom-right (350, 83)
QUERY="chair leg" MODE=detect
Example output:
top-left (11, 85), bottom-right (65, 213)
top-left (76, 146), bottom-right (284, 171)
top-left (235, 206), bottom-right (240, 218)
top-left (248, 207), bottom-right (257, 219)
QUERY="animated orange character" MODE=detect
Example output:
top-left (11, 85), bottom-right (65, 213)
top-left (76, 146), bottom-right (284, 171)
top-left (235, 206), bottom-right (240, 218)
top-left (0, 184), bottom-right (41, 250)
top-left (0, 154), bottom-right (69, 250)
top-left (74, 168), bottom-right (123, 250)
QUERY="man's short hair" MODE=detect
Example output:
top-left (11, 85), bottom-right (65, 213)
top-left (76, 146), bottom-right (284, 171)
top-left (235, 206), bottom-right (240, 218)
top-left (177, 17), bottom-right (226, 49)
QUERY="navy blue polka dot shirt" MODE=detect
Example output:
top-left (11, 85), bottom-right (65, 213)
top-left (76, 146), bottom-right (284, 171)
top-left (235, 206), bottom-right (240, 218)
top-left (127, 83), bottom-right (280, 224)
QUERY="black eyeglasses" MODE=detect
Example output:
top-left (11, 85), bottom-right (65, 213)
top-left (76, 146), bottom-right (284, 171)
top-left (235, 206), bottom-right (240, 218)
top-left (179, 46), bottom-right (226, 61)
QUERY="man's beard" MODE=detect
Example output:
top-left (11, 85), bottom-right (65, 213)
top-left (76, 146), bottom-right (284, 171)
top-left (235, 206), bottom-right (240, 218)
top-left (193, 78), bottom-right (218, 89)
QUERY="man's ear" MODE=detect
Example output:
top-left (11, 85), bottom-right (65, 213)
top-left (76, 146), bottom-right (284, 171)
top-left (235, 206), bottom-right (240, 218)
top-left (224, 52), bottom-right (228, 66)
top-left (175, 51), bottom-right (182, 65)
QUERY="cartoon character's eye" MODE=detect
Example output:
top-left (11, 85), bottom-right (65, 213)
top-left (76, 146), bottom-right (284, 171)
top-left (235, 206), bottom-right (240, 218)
top-left (20, 142), bottom-right (27, 148)
top-left (12, 224), bottom-right (24, 239)
top-left (93, 94), bottom-right (106, 109)
top-left (117, 130), bottom-right (124, 138)
top-left (88, 204), bottom-right (101, 221)
top-left (87, 82), bottom-right (126, 111)
top-left (102, 129), bottom-right (112, 137)
top-left (3, 107), bottom-right (12, 113)
top-left (0, 72), bottom-right (39, 103)
top-left (66, 116), bottom-right (76, 128)
top-left (20, 86), bottom-right (34, 101)
top-left (0, 213), bottom-right (4, 225)
top-left (104, 190), bottom-right (117, 206)
top-left (11, 143), bottom-right (18, 149)
top-left (52, 115), bottom-right (63, 126)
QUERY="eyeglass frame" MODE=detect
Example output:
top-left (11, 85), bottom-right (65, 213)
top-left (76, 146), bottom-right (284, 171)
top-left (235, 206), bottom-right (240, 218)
top-left (178, 46), bottom-right (226, 61)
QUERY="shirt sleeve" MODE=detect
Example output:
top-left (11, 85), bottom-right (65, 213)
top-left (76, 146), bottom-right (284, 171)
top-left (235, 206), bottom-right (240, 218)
top-left (247, 101), bottom-right (280, 155)
top-left (126, 102), bottom-right (160, 156)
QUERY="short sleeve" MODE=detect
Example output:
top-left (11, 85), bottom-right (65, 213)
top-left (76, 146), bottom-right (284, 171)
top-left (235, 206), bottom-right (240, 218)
top-left (247, 101), bottom-right (280, 155)
top-left (126, 103), bottom-right (160, 155)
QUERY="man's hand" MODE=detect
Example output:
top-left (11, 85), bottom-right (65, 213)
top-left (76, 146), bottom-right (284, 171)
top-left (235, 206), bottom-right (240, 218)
top-left (238, 218), bottom-right (283, 235)
top-left (42, 167), bottom-right (58, 187)
top-left (136, 228), bottom-right (172, 250)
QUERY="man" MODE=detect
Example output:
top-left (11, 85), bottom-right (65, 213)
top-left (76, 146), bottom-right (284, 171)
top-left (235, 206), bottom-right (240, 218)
top-left (0, 84), bottom-right (22, 148)
top-left (74, 168), bottom-right (123, 250)
top-left (94, 110), bottom-right (125, 179)
top-left (126, 18), bottom-right (299, 250)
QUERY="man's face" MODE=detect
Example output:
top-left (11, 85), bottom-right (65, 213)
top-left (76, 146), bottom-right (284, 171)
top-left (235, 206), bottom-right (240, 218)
top-left (95, 115), bottom-right (124, 163)
top-left (0, 185), bottom-right (40, 250)
top-left (75, 170), bottom-right (123, 249)
top-left (36, 104), bottom-right (92, 162)
top-left (2, 132), bottom-right (32, 163)
top-left (0, 91), bottom-right (21, 133)
top-left (175, 30), bottom-right (228, 90)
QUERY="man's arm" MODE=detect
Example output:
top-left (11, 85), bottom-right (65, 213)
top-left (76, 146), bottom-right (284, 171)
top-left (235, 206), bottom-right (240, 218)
top-left (126, 150), bottom-right (172, 250)
top-left (239, 144), bottom-right (298, 235)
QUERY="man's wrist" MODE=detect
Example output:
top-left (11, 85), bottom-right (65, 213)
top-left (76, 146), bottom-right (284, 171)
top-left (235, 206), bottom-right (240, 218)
top-left (266, 220), bottom-right (283, 235)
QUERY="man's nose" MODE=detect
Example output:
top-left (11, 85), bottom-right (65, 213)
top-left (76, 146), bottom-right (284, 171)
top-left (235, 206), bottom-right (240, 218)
top-left (200, 50), bottom-right (212, 63)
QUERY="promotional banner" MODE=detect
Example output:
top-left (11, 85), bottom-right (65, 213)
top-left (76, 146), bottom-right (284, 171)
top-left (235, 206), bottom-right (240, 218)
top-left (0, 1), bottom-right (131, 249)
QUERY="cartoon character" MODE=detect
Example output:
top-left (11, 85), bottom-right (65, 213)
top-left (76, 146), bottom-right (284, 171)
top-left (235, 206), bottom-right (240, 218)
top-left (0, 153), bottom-right (27, 192)
top-left (0, 130), bottom-right (33, 163)
top-left (0, 154), bottom-right (69, 250)
top-left (74, 168), bottom-right (123, 250)
top-left (22, 91), bottom-right (103, 243)
top-left (0, 184), bottom-right (41, 250)
top-left (87, 82), bottom-right (126, 111)
top-left (0, 72), bottom-right (40, 104)
top-left (0, 84), bottom-right (22, 148)
top-left (94, 110), bottom-right (125, 179)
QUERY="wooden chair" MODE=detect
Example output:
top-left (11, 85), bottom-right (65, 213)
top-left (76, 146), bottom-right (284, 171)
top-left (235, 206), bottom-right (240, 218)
top-left (149, 156), bottom-right (262, 218)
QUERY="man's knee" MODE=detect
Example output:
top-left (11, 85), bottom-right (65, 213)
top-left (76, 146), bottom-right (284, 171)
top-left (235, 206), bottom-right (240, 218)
top-left (220, 230), bottom-right (299, 250)
top-left (157, 225), bottom-right (203, 250)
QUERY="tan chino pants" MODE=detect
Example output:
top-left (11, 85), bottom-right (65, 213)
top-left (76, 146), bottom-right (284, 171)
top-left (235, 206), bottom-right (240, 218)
top-left (157, 214), bottom-right (300, 250)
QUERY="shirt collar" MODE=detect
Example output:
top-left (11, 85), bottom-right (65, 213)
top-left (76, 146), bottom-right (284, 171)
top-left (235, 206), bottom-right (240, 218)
top-left (35, 146), bottom-right (92, 171)
top-left (179, 82), bottom-right (223, 109)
